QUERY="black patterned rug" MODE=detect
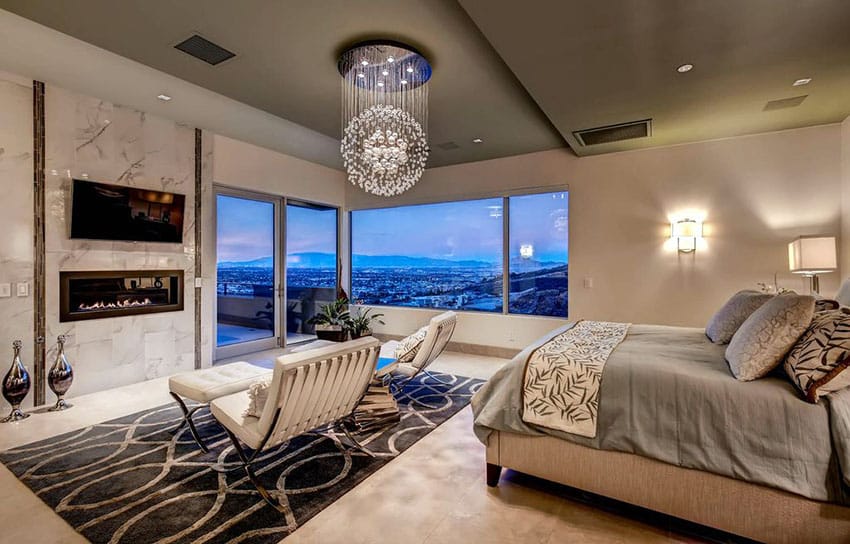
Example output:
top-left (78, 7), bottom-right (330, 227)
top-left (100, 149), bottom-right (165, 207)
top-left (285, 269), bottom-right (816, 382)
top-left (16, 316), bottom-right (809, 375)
top-left (0, 371), bottom-right (484, 544)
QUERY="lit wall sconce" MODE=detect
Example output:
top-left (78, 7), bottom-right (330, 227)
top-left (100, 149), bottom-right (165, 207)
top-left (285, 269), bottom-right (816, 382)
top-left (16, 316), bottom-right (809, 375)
top-left (671, 218), bottom-right (702, 253)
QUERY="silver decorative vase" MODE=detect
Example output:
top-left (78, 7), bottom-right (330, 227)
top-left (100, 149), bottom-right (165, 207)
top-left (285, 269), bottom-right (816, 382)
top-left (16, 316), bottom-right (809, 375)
top-left (2, 340), bottom-right (31, 423)
top-left (48, 335), bottom-right (73, 411)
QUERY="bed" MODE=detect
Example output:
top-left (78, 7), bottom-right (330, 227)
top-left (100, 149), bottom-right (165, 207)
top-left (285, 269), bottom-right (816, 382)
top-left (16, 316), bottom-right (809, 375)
top-left (472, 323), bottom-right (850, 543)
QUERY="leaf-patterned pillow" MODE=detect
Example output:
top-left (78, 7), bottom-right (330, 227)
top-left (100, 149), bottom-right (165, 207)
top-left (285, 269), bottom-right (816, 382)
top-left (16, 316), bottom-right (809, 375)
top-left (784, 308), bottom-right (850, 403)
top-left (394, 326), bottom-right (429, 362)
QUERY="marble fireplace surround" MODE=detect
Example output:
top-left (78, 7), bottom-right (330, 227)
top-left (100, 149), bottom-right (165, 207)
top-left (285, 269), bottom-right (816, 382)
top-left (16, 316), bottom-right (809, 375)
top-left (37, 85), bottom-right (203, 400)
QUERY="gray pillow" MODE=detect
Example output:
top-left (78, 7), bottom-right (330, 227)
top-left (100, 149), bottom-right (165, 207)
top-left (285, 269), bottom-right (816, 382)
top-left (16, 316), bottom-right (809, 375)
top-left (705, 290), bottom-right (773, 344)
top-left (726, 293), bottom-right (815, 381)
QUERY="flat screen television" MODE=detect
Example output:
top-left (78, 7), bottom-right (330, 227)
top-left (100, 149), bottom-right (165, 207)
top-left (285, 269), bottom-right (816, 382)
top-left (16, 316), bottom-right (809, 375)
top-left (70, 179), bottom-right (186, 243)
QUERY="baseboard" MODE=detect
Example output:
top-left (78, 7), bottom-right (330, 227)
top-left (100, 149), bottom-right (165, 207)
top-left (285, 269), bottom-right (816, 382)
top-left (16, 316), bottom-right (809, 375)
top-left (372, 333), bottom-right (519, 359)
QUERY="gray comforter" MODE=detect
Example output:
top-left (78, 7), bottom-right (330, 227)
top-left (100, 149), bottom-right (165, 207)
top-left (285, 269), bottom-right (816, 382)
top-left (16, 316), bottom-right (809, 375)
top-left (472, 323), bottom-right (850, 504)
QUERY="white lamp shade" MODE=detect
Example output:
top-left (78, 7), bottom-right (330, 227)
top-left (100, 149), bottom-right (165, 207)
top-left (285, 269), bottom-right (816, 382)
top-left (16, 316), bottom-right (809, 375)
top-left (788, 236), bottom-right (837, 274)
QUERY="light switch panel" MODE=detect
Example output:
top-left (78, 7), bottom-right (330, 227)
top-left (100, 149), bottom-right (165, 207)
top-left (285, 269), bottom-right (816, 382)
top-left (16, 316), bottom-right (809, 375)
top-left (16, 282), bottom-right (29, 297)
top-left (583, 277), bottom-right (594, 289)
top-left (0, 283), bottom-right (10, 298)
top-left (194, 277), bottom-right (203, 288)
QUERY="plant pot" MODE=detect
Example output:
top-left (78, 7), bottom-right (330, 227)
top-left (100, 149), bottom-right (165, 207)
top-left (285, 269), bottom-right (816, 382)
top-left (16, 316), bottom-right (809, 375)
top-left (350, 329), bottom-right (372, 340)
top-left (315, 326), bottom-right (348, 342)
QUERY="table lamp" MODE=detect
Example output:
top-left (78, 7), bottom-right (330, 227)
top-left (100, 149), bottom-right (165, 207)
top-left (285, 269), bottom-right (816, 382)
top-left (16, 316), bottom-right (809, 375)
top-left (788, 236), bottom-right (837, 294)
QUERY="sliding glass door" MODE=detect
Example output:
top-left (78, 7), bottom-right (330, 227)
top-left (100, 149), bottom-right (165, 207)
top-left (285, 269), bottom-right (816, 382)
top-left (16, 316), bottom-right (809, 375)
top-left (285, 201), bottom-right (338, 344)
top-left (215, 190), bottom-right (280, 359)
top-left (214, 187), bottom-right (340, 359)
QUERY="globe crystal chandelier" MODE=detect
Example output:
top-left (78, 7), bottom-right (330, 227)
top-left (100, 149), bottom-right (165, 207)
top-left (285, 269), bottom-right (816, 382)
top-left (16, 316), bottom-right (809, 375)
top-left (338, 41), bottom-right (431, 197)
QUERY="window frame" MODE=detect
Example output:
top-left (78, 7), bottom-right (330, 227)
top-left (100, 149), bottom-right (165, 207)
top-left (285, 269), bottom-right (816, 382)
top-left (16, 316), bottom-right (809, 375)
top-left (348, 185), bottom-right (569, 319)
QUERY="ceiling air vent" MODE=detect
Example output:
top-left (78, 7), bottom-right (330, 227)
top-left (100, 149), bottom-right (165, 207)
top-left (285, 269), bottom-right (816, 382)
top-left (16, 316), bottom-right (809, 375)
top-left (763, 95), bottom-right (807, 111)
top-left (174, 34), bottom-right (236, 66)
top-left (436, 141), bottom-right (461, 150)
top-left (573, 119), bottom-right (652, 146)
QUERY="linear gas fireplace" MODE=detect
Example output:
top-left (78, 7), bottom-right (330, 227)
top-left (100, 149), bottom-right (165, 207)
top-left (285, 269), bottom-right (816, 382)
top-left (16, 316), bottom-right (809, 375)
top-left (60, 270), bottom-right (184, 322)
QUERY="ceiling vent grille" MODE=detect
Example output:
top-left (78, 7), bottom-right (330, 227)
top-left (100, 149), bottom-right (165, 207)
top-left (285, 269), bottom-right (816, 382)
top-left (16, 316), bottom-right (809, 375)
top-left (573, 119), bottom-right (652, 146)
top-left (763, 95), bottom-right (807, 111)
top-left (174, 34), bottom-right (236, 66)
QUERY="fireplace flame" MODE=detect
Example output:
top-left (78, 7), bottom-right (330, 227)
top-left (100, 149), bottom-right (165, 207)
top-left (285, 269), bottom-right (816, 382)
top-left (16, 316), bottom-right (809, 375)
top-left (78, 298), bottom-right (154, 312)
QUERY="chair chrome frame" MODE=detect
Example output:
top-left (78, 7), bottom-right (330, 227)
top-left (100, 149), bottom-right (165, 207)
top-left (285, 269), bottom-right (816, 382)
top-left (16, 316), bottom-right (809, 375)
top-left (209, 338), bottom-right (381, 512)
top-left (170, 392), bottom-right (210, 453)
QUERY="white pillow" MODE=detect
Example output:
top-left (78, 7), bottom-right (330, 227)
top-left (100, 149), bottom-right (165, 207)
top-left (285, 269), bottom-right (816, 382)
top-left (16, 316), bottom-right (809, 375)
top-left (243, 377), bottom-right (272, 418)
top-left (394, 326), bottom-right (429, 362)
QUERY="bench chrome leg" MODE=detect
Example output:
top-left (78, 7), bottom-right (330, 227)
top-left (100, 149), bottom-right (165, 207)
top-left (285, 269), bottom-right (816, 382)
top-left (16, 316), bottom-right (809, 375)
top-left (170, 392), bottom-right (209, 453)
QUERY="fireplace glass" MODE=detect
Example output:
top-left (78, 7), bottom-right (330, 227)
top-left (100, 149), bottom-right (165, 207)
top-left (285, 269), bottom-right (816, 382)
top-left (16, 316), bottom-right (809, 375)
top-left (60, 270), bottom-right (184, 322)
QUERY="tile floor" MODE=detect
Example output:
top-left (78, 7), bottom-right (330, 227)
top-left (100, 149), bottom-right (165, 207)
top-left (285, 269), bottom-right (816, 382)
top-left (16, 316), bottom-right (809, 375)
top-left (0, 349), bottom-right (702, 543)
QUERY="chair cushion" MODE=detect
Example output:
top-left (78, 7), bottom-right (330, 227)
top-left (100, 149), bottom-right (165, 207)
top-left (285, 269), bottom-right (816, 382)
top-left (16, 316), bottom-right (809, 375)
top-left (210, 389), bottom-right (265, 450)
top-left (705, 290), bottom-right (773, 344)
top-left (726, 293), bottom-right (815, 381)
top-left (168, 362), bottom-right (271, 404)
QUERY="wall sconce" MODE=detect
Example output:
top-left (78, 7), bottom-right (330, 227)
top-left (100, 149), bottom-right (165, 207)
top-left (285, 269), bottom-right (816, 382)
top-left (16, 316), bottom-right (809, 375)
top-left (671, 218), bottom-right (702, 253)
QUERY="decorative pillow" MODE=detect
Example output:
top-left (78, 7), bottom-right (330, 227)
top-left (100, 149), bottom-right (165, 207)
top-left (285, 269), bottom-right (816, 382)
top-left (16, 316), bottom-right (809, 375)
top-left (784, 308), bottom-right (850, 402)
top-left (725, 293), bottom-right (815, 381)
top-left (705, 290), bottom-right (773, 344)
top-left (394, 326), bottom-right (429, 362)
top-left (243, 377), bottom-right (272, 418)
top-left (814, 297), bottom-right (840, 313)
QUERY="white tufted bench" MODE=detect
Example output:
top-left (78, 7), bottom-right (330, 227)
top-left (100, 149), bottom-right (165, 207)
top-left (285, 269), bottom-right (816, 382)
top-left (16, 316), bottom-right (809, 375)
top-left (168, 362), bottom-right (271, 451)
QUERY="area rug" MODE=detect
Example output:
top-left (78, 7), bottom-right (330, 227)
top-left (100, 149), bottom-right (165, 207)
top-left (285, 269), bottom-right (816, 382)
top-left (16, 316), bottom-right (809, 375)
top-left (0, 371), bottom-right (484, 544)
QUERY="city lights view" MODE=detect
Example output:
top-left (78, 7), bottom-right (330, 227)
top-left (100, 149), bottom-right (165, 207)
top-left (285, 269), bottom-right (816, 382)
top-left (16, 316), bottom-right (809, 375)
top-left (217, 192), bottom-right (568, 319)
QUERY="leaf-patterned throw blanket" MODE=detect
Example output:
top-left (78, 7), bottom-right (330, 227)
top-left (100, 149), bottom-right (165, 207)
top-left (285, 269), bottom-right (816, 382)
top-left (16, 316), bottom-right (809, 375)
top-left (522, 321), bottom-right (631, 438)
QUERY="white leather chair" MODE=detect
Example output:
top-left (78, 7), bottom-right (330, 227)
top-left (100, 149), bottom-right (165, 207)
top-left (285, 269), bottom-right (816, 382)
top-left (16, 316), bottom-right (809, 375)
top-left (381, 311), bottom-right (457, 393)
top-left (210, 336), bottom-right (380, 511)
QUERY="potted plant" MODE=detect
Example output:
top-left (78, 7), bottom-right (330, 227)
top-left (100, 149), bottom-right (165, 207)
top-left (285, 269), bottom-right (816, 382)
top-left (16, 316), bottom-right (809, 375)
top-left (346, 307), bottom-right (385, 339)
top-left (307, 298), bottom-right (350, 342)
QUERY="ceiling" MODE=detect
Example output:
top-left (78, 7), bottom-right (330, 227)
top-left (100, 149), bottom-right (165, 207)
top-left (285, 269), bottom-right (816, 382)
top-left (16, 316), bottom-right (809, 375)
top-left (2, 1), bottom-right (849, 165)
top-left (0, 0), bottom-right (564, 168)
top-left (459, 0), bottom-right (850, 156)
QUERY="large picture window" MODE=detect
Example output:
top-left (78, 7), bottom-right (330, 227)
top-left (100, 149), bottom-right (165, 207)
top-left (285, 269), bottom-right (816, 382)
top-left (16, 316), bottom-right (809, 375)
top-left (351, 198), bottom-right (503, 312)
top-left (351, 190), bottom-right (568, 317)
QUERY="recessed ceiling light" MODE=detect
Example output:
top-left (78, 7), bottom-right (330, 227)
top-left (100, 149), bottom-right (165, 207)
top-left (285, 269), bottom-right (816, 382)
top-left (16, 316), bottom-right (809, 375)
top-left (400, 79), bottom-right (408, 85)
top-left (382, 70), bottom-right (389, 76)
top-left (472, 138), bottom-right (483, 144)
top-left (357, 73), bottom-right (365, 78)
top-left (406, 66), bottom-right (414, 73)
top-left (793, 77), bottom-right (812, 86)
top-left (157, 94), bottom-right (172, 101)
top-left (377, 81), bottom-right (384, 87)
top-left (360, 59), bottom-right (369, 66)
top-left (387, 56), bottom-right (395, 63)
top-left (676, 63), bottom-right (694, 73)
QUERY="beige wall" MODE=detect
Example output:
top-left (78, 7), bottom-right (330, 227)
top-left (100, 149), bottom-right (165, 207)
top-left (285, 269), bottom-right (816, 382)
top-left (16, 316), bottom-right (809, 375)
top-left (841, 116), bottom-right (850, 281)
top-left (348, 124), bottom-right (843, 346)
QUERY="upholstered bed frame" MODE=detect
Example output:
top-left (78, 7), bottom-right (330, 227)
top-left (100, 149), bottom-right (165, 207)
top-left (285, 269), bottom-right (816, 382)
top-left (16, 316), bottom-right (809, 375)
top-left (485, 430), bottom-right (850, 543)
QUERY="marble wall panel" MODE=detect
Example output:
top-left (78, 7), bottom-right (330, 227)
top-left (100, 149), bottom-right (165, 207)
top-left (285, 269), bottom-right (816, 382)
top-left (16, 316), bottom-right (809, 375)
top-left (0, 77), bottom-right (34, 410)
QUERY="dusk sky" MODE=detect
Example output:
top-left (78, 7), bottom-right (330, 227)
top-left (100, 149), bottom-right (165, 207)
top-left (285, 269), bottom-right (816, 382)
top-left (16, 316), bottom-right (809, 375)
top-left (352, 192), bottom-right (568, 263)
top-left (218, 192), bottom-right (568, 264)
top-left (352, 198), bottom-right (504, 263)
top-left (216, 195), bottom-right (275, 263)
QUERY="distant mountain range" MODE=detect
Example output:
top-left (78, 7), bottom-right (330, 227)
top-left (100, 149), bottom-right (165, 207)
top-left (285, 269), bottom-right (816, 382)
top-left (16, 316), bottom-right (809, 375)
top-left (218, 252), bottom-right (563, 269)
